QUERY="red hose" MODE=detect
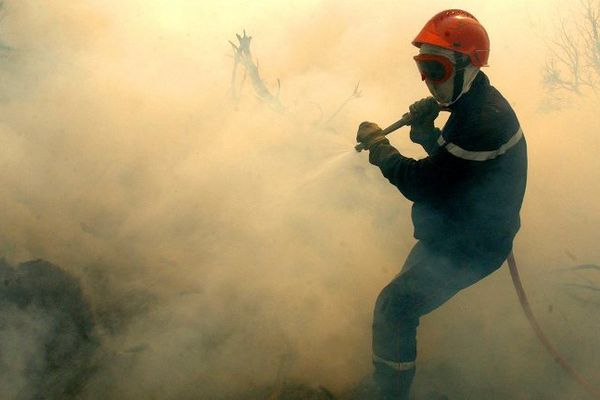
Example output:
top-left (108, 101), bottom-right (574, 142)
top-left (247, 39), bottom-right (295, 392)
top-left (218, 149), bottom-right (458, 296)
top-left (507, 252), bottom-right (600, 399)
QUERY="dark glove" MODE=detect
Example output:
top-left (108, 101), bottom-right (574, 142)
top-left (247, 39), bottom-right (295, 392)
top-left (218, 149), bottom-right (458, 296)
top-left (408, 97), bottom-right (440, 145)
top-left (356, 121), bottom-right (389, 151)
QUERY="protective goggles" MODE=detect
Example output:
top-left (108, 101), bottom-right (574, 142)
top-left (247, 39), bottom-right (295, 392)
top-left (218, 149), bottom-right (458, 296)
top-left (413, 54), bottom-right (454, 84)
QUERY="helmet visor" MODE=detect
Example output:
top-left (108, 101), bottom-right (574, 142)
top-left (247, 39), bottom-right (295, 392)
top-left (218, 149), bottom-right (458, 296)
top-left (413, 54), bottom-right (454, 84)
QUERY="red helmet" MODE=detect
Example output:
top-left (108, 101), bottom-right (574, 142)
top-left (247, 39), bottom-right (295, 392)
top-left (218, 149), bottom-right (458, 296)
top-left (412, 9), bottom-right (490, 67)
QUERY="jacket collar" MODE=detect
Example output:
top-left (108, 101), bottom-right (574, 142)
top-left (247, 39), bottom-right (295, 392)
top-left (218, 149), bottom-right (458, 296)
top-left (447, 71), bottom-right (489, 112)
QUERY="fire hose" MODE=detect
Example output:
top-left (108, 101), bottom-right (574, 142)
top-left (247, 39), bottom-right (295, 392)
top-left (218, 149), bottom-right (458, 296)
top-left (355, 115), bottom-right (600, 399)
top-left (507, 252), bottom-right (600, 399)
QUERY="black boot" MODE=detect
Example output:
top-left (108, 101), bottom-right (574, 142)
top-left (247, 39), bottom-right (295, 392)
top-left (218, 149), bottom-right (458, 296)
top-left (373, 363), bottom-right (415, 400)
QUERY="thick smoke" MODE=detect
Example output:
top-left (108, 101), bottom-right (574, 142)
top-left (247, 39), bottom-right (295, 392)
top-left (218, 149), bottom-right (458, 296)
top-left (0, 1), bottom-right (598, 399)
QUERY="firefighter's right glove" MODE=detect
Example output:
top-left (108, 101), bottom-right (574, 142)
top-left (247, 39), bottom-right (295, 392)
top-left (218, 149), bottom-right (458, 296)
top-left (356, 121), bottom-right (389, 151)
top-left (408, 97), bottom-right (440, 145)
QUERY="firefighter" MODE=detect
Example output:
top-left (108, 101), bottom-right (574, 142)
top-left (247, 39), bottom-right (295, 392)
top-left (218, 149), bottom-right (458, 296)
top-left (355, 10), bottom-right (528, 399)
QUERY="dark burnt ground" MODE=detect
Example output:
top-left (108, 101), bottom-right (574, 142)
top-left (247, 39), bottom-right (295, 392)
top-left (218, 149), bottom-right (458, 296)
top-left (0, 259), bottom-right (98, 400)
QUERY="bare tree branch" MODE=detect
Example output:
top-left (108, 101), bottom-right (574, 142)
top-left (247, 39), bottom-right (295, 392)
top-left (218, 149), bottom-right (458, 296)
top-left (227, 31), bottom-right (364, 125)
top-left (324, 81), bottom-right (362, 125)
top-left (228, 30), bottom-right (284, 112)
top-left (544, 0), bottom-right (600, 100)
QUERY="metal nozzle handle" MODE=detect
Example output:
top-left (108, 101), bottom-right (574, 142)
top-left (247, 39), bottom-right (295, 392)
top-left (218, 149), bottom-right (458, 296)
top-left (354, 113), bottom-right (413, 152)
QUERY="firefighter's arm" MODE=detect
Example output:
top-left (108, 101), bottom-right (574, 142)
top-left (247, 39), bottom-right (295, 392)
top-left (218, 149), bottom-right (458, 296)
top-left (368, 142), bottom-right (465, 202)
top-left (410, 127), bottom-right (442, 156)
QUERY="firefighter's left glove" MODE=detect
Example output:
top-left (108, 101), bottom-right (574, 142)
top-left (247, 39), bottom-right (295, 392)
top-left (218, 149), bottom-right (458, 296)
top-left (356, 121), bottom-right (389, 151)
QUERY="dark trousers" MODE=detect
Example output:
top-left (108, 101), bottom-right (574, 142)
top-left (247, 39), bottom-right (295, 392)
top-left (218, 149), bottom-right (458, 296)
top-left (372, 241), bottom-right (507, 399)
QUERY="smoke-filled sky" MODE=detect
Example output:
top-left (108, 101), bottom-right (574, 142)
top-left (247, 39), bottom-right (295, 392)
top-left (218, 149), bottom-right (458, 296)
top-left (0, 1), bottom-right (599, 399)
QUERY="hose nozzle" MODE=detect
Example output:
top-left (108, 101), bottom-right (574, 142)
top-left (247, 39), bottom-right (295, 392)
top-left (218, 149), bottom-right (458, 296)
top-left (355, 98), bottom-right (444, 152)
top-left (354, 112), bottom-right (413, 152)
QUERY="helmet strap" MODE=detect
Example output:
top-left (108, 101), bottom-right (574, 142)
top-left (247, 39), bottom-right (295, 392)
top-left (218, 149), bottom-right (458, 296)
top-left (451, 53), bottom-right (471, 102)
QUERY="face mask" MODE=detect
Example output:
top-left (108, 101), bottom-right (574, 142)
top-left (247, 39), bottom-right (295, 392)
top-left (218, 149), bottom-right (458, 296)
top-left (416, 44), bottom-right (480, 106)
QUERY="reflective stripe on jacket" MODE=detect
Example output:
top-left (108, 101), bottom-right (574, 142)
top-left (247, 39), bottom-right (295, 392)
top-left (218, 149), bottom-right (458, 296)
top-left (369, 72), bottom-right (528, 261)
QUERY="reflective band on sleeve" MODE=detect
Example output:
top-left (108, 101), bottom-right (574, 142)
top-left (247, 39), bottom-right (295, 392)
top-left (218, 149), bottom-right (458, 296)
top-left (372, 354), bottom-right (416, 371)
top-left (437, 127), bottom-right (523, 161)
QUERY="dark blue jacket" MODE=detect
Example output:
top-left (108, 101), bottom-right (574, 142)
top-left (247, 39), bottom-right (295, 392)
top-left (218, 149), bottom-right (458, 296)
top-left (369, 72), bottom-right (527, 262)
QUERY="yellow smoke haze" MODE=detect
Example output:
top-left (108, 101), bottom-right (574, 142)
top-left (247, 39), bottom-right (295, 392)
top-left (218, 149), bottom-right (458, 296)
top-left (0, 1), bottom-right (598, 399)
